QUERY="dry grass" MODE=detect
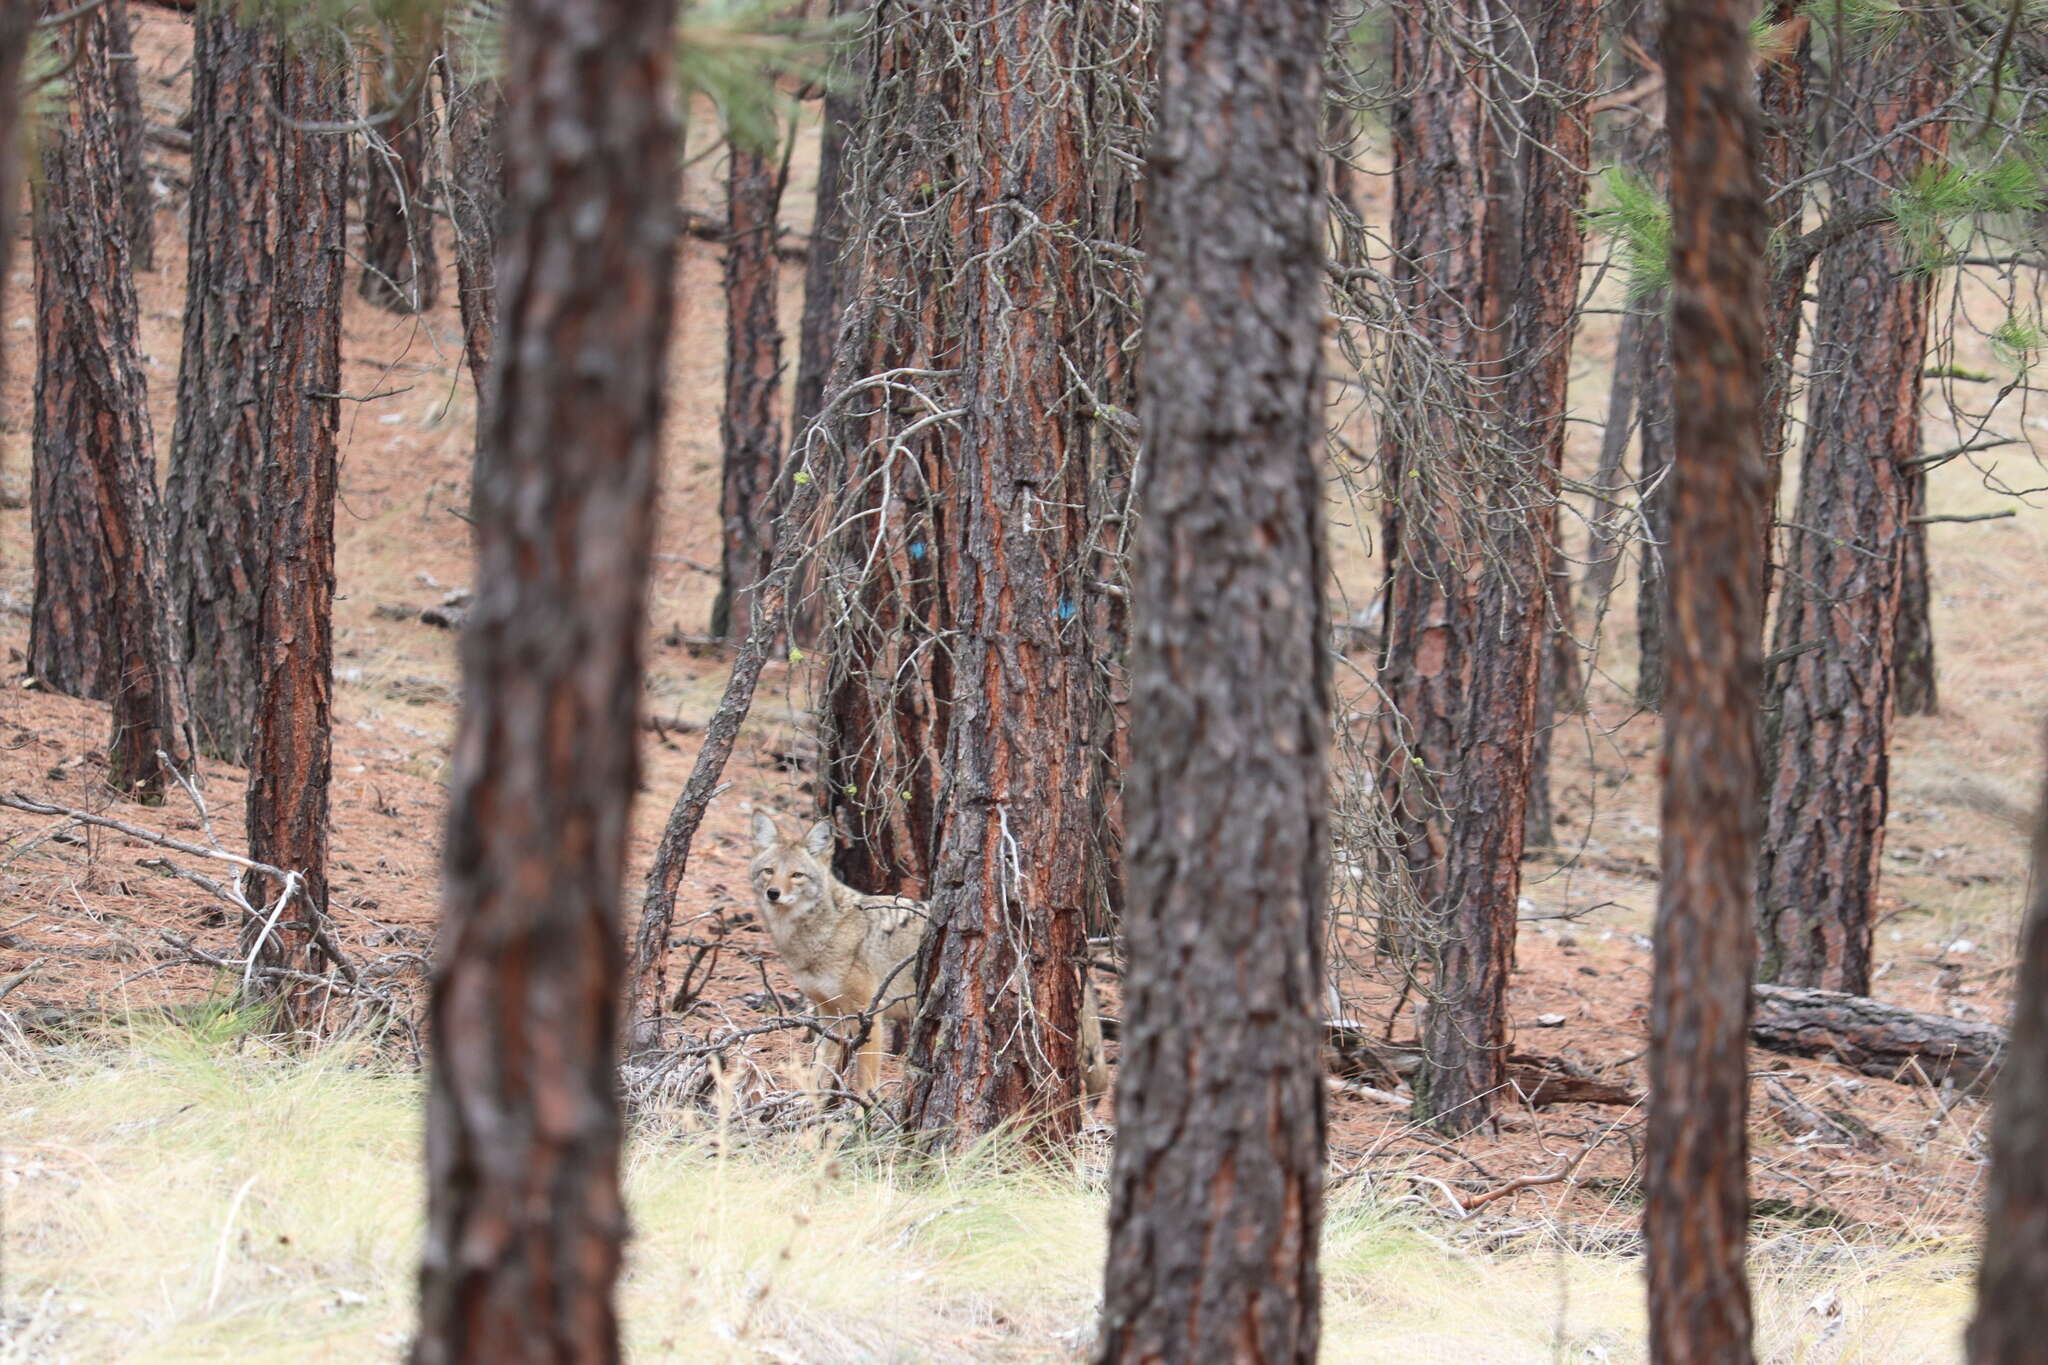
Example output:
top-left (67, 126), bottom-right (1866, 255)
top-left (1, 1021), bottom-right (1973, 1363)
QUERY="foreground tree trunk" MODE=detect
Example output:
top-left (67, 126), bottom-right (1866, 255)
top-left (1758, 20), bottom-right (1947, 995)
top-left (411, 0), bottom-right (678, 1354)
top-left (880, 0), bottom-right (1146, 1150)
top-left (1969, 743), bottom-right (2048, 1364)
top-left (30, 0), bottom-right (191, 799)
top-left (357, 13), bottom-right (441, 313)
top-left (708, 135), bottom-right (786, 643)
top-left (167, 9), bottom-right (276, 761)
top-left (1645, 3), bottom-right (1766, 1359)
top-left (240, 51), bottom-right (347, 1033)
top-left (1096, 0), bottom-right (1328, 1357)
top-left (1507, 0), bottom-right (1598, 852)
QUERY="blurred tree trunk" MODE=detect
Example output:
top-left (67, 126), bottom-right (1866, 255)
top-left (1969, 743), bottom-right (2048, 1363)
top-left (708, 136), bottom-right (786, 644)
top-left (30, 0), bottom-right (192, 800)
top-left (240, 50), bottom-right (347, 1034)
top-left (1095, 0), bottom-right (1328, 1357)
top-left (0, 5), bottom-right (29, 365)
top-left (167, 8), bottom-right (276, 761)
top-left (108, 0), bottom-right (154, 271)
top-left (1625, 0), bottom-right (1674, 713)
top-left (1510, 0), bottom-right (1599, 853)
top-left (882, 0), bottom-right (1147, 1151)
top-left (411, 0), bottom-right (678, 1355)
top-left (357, 13), bottom-right (441, 313)
top-left (1646, 2), bottom-right (1765, 1360)
top-left (1758, 19), bottom-right (1947, 995)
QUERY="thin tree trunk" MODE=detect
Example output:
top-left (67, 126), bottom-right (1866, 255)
top-left (1377, 0), bottom-right (1560, 1135)
top-left (887, 0), bottom-right (1147, 1151)
top-left (1646, 2), bottom-right (1766, 1359)
top-left (1581, 306), bottom-right (1643, 620)
top-left (1095, 0), bottom-right (1328, 1356)
top-left (108, 0), bottom-right (154, 271)
top-left (1895, 493), bottom-right (1938, 715)
top-left (30, 0), bottom-right (191, 800)
top-left (410, 0), bottom-right (679, 1354)
top-left (1758, 21), bottom-right (1948, 995)
top-left (0, 5), bottom-right (29, 371)
top-left (240, 49), bottom-right (347, 1034)
top-left (1508, 0), bottom-right (1599, 854)
top-left (708, 136), bottom-right (786, 644)
top-left (789, 0), bottom-right (853, 443)
top-left (167, 7), bottom-right (276, 761)
top-left (1969, 740), bottom-right (2048, 1364)
top-left (439, 2), bottom-right (501, 528)
top-left (1756, 2), bottom-right (1812, 619)
top-left (357, 14), bottom-right (441, 314)
top-left (1620, 0), bottom-right (1673, 713)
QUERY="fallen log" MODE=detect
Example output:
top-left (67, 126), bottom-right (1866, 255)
top-left (1750, 982), bottom-right (2005, 1093)
top-left (1324, 1023), bottom-right (1644, 1108)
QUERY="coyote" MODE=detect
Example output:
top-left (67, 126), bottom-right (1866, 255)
top-left (748, 811), bottom-right (1111, 1103)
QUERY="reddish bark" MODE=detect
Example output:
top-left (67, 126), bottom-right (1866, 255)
top-left (1096, 0), bottom-right (1329, 1356)
top-left (410, 0), bottom-right (679, 1354)
top-left (358, 14), bottom-right (441, 313)
top-left (1647, 3), bottom-right (1767, 1359)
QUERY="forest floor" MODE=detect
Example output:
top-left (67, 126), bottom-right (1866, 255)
top-left (3, 8), bottom-right (2046, 1361)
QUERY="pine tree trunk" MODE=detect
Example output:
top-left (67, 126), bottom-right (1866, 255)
top-left (1758, 22), bottom-right (1948, 995)
top-left (1506, 0), bottom-right (1598, 855)
top-left (1377, 0), bottom-right (1559, 1134)
top-left (708, 138), bottom-right (786, 644)
top-left (1969, 745), bottom-right (2048, 1364)
top-left (1895, 494), bottom-right (1938, 716)
top-left (411, 0), bottom-right (678, 1355)
top-left (167, 9), bottom-right (276, 762)
top-left (880, 0), bottom-right (1146, 1151)
top-left (1756, 1), bottom-right (1812, 618)
top-left (30, 0), bottom-right (192, 800)
top-left (240, 50), bottom-right (347, 1033)
top-left (1647, 3), bottom-right (1766, 1359)
top-left (789, 2), bottom-right (854, 443)
top-left (1580, 306), bottom-right (1643, 620)
top-left (440, 7), bottom-right (500, 396)
top-left (107, 0), bottom-right (155, 271)
top-left (357, 15), bottom-right (441, 314)
top-left (0, 5), bottom-right (29, 361)
top-left (1095, 0), bottom-right (1328, 1355)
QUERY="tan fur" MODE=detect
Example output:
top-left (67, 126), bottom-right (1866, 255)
top-left (749, 811), bottom-right (1111, 1104)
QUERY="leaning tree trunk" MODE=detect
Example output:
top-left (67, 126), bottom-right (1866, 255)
top-left (1646, 2), bottom-right (1766, 1359)
top-left (1095, 0), bottom-right (1329, 1357)
top-left (1969, 742), bottom-right (2048, 1364)
top-left (357, 13), bottom-right (441, 314)
top-left (240, 50), bottom-right (347, 1035)
top-left (107, 0), bottom-right (154, 271)
top-left (167, 7), bottom-right (276, 761)
top-left (876, 0), bottom-right (1147, 1151)
top-left (1758, 21), bottom-right (1948, 995)
top-left (1378, 0), bottom-right (1556, 1135)
top-left (411, 0), bottom-right (678, 1355)
top-left (708, 135), bottom-right (786, 644)
top-left (1507, 0), bottom-right (1598, 854)
top-left (30, 0), bottom-right (192, 801)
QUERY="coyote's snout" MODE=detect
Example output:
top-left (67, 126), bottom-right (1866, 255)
top-left (748, 811), bottom-right (1111, 1103)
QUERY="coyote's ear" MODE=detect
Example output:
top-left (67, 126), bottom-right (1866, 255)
top-left (750, 810), bottom-right (780, 852)
top-left (804, 819), bottom-right (835, 858)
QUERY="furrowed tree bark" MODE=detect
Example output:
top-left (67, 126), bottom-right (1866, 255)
top-left (167, 7), bottom-right (276, 761)
top-left (410, 0), bottom-right (678, 1353)
top-left (708, 135), bottom-right (786, 645)
top-left (1758, 20), bottom-right (1948, 995)
top-left (240, 49), bottom-right (346, 1034)
top-left (1750, 982), bottom-right (2004, 1092)
top-left (1969, 742), bottom-right (2048, 1363)
top-left (1646, 4), bottom-right (1766, 1359)
top-left (1095, 0), bottom-right (1328, 1356)
top-left (1507, 0), bottom-right (1598, 854)
top-left (1378, 0), bottom-right (1546, 1135)
top-left (357, 11), bottom-right (441, 314)
top-left (889, 0), bottom-right (1146, 1151)
top-left (108, 0), bottom-right (154, 270)
top-left (30, 0), bottom-right (191, 800)
top-left (1756, 3), bottom-right (1811, 617)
